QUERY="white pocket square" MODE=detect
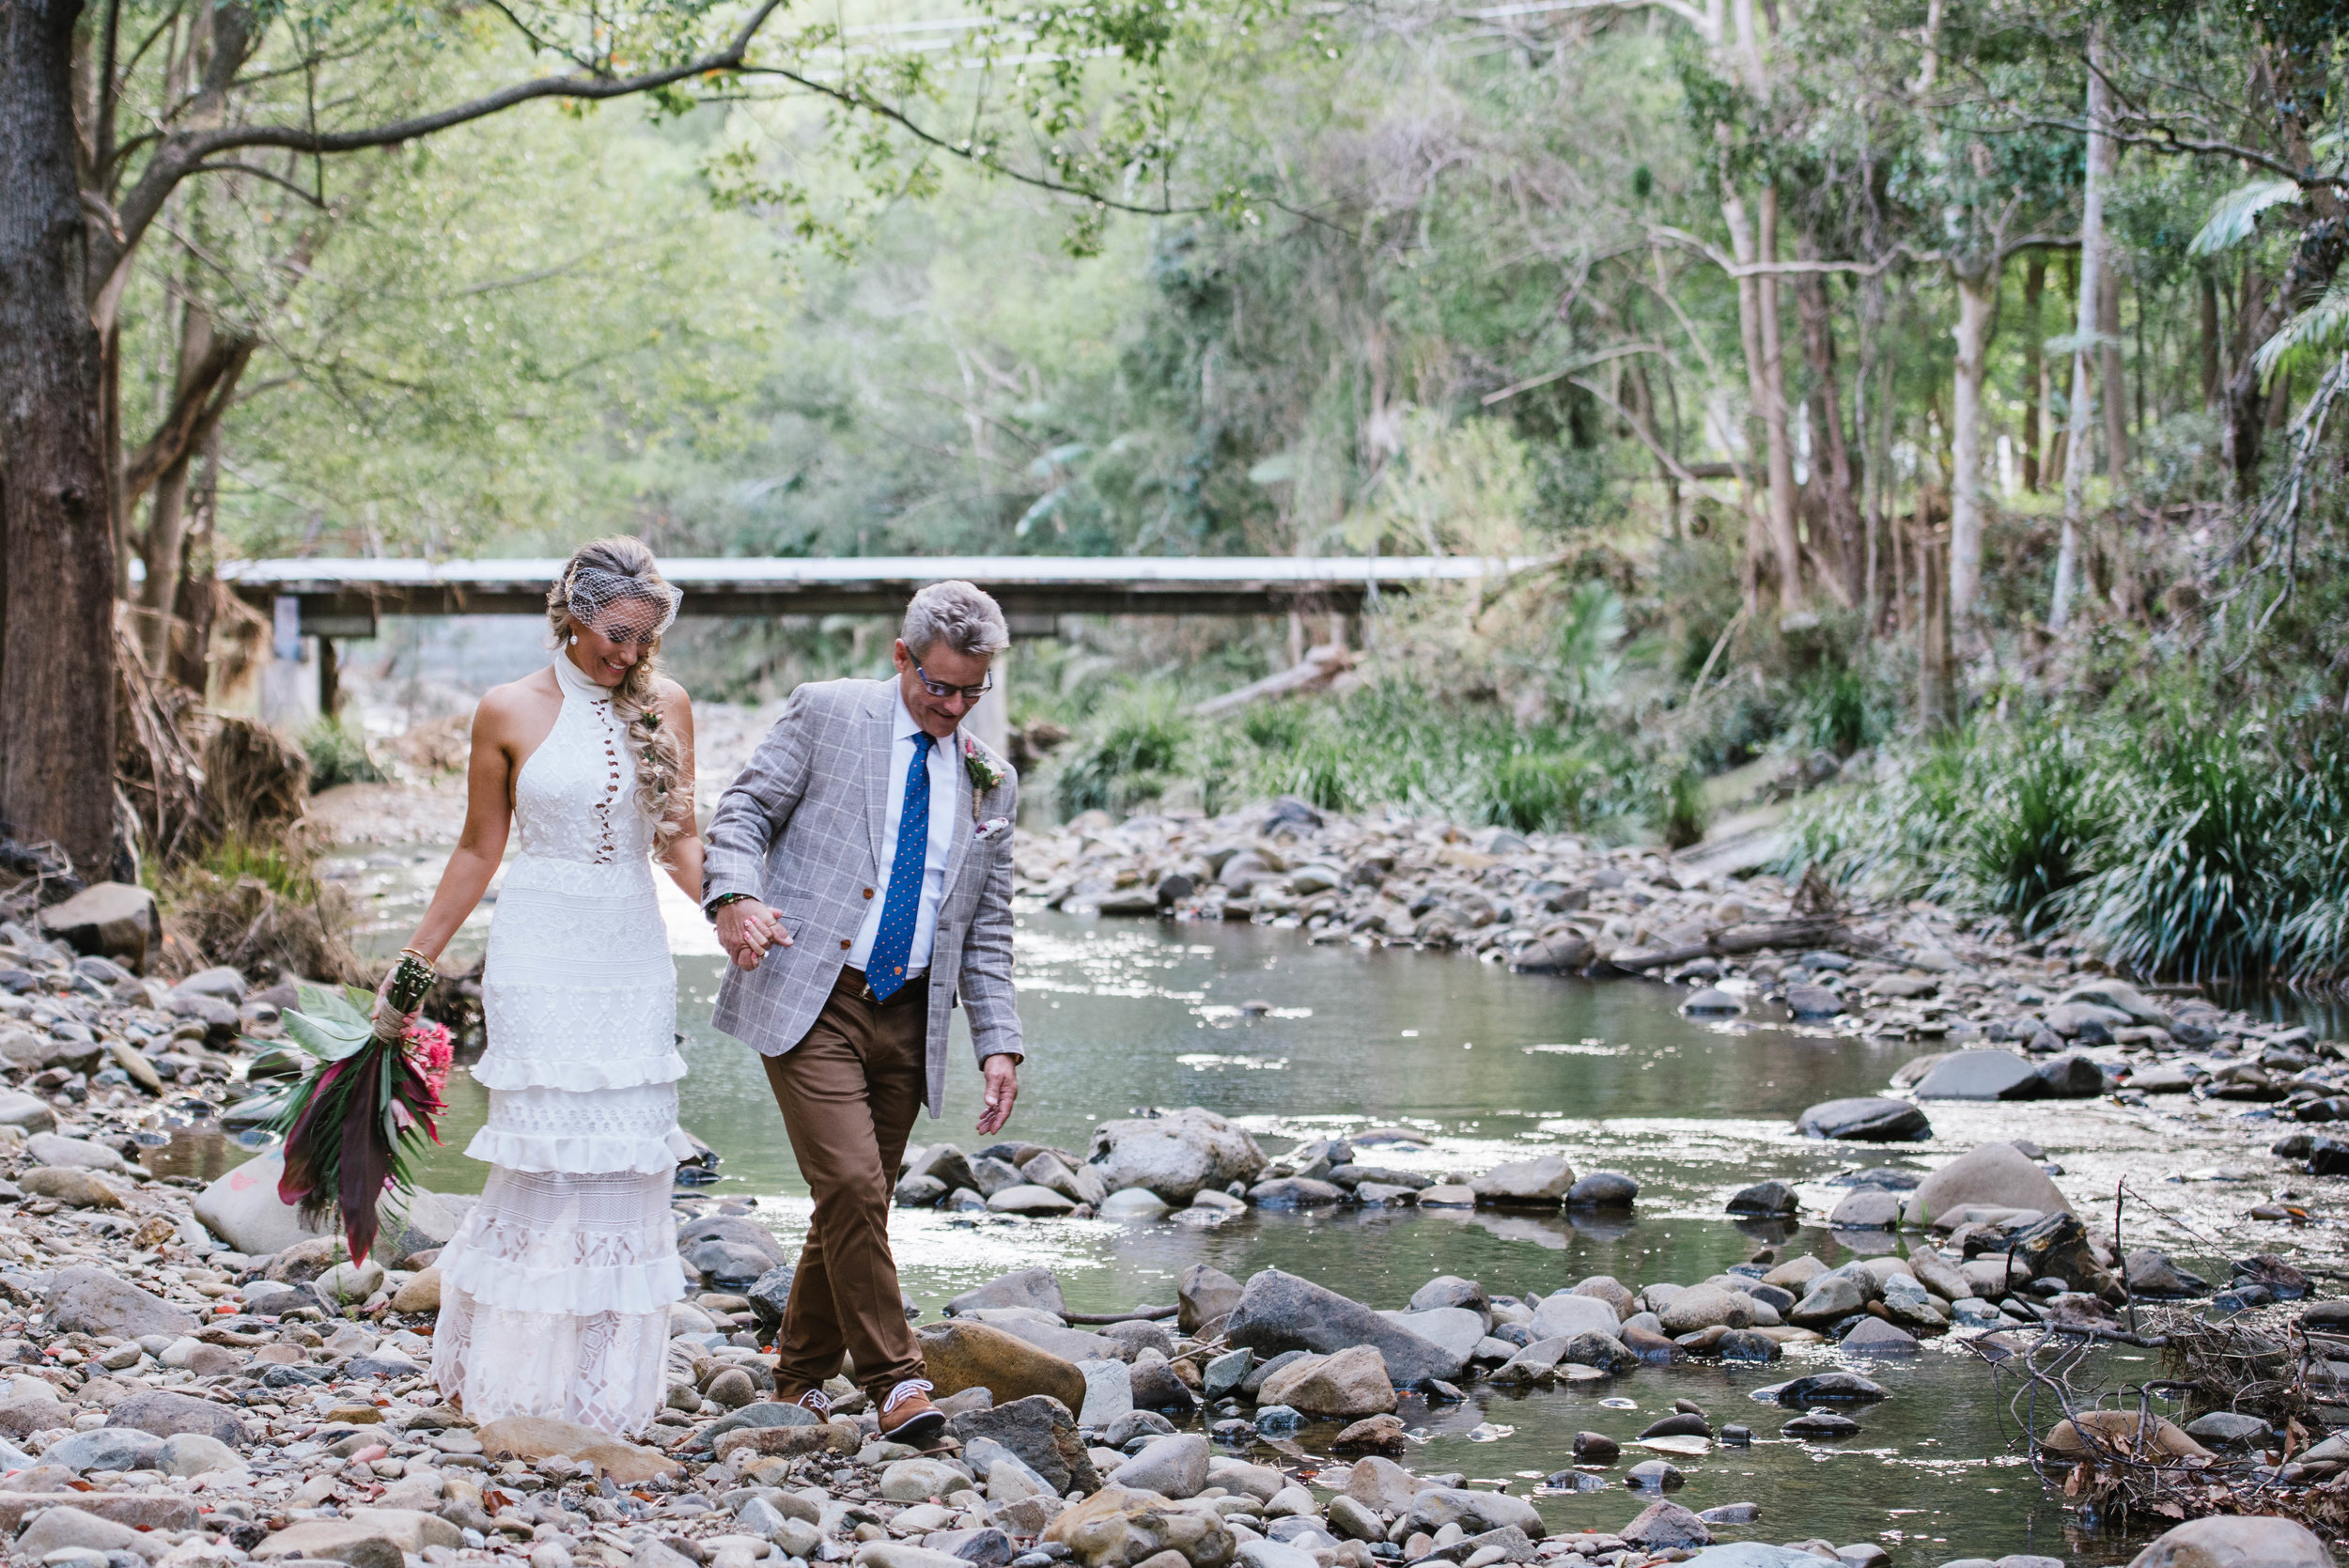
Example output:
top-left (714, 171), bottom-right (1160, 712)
top-left (974, 816), bottom-right (1013, 842)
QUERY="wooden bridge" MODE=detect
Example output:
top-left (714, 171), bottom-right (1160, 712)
top-left (219, 554), bottom-right (1542, 638)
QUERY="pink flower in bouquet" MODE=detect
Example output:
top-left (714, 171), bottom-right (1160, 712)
top-left (403, 1018), bottom-right (455, 1105)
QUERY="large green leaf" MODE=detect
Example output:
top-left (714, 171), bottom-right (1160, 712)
top-left (281, 1001), bottom-right (372, 1063)
top-left (2189, 179), bottom-right (2300, 256)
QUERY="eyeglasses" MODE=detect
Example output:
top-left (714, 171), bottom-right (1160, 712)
top-left (914, 663), bottom-right (994, 701)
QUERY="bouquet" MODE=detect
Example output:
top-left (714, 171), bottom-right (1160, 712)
top-left (259, 955), bottom-right (448, 1265)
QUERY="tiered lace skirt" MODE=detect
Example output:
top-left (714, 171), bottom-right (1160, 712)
top-left (430, 853), bottom-right (692, 1436)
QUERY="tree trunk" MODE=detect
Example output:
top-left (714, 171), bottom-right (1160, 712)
top-left (1918, 520), bottom-right (1954, 735)
top-left (1723, 185), bottom-right (1804, 613)
top-left (2199, 269), bottom-right (2220, 407)
top-left (2100, 256), bottom-right (2130, 483)
top-left (1795, 254), bottom-right (1860, 608)
top-left (0, 0), bottom-right (119, 871)
top-left (2021, 253), bottom-right (2046, 491)
top-left (1949, 262), bottom-right (1998, 621)
top-left (2051, 26), bottom-right (2108, 634)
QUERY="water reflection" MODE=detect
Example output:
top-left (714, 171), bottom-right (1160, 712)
top-left (314, 865), bottom-right (2272, 1565)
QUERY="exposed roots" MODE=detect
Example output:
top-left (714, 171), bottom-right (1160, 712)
top-left (163, 869), bottom-right (367, 989)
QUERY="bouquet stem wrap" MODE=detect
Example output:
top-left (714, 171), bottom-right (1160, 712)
top-left (264, 956), bottom-right (448, 1266)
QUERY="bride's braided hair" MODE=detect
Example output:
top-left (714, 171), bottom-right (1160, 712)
top-left (545, 537), bottom-right (690, 866)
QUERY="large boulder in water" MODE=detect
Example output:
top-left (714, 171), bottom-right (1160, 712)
top-left (2125, 1514), bottom-right (2334, 1568)
top-left (1796, 1097), bottom-right (1931, 1141)
top-left (1223, 1268), bottom-right (1465, 1384)
top-left (1086, 1107), bottom-right (1266, 1204)
top-left (1903, 1141), bottom-right (2070, 1227)
top-left (916, 1320), bottom-right (1088, 1412)
top-left (1911, 1050), bottom-right (2042, 1101)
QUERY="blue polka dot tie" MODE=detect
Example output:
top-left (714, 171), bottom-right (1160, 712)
top-left (867, 733), bottom-right (932, 1002)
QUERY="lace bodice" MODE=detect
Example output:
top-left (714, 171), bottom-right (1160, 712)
top-left (514, 654), bottom-right (653, 867)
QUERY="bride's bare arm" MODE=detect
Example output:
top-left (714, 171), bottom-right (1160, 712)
top-left (658, 679), bottom-right (706, 905)
top-left (399, 690), bottom-right (527, 965)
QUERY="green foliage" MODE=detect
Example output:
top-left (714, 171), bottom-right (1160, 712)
top-left (1052, 688), bottom-right (1197, 815)
top-left (303, 717), bottom-right (387, 792)
top-left (1648, 760), bottom-right (1709, 851)
top-left (194, 836), bottom-right (321, 905)
top-left (1485, 752), bottom-right (1603, 834)
top-left (1788, 706), bottom-right (2349, 980)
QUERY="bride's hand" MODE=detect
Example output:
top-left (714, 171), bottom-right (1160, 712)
top-left (717, 899), bottom-right (790, 970)
top-left (372, 964), bottom-right (421, 1032)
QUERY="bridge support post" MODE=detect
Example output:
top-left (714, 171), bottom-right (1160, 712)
top-left (970, 644), bottom-right (1010, 761)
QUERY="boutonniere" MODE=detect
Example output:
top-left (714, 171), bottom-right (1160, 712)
top-left (963, 737), bottom-right (1005, 794)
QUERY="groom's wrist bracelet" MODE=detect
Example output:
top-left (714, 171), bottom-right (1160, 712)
top-left (708, 893), bottom-right (754, 918)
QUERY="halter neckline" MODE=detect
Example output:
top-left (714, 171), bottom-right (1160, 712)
top-left (552, 650), bottom-right (615, 701)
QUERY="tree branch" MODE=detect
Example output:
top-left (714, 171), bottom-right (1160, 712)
top-left (123, 334), bottom-right (257, 503)
top-left (1647, 224), bottom-right (1935, 277)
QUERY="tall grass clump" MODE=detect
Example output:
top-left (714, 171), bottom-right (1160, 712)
top-left (1052, 686), bottom-right (1195, 816)
top-left (302, 716), bottom-right (386, 790)
top-left (1788, 704), bottom-right (2349, 981)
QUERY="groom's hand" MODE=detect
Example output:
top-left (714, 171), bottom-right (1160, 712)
top-left (976, 1053), bottom-right (1020, 1137)
top-left (716, 899), bottom-right (790, 970)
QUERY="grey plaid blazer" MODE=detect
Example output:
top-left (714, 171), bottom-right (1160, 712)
top-left (701, 676), bottom-right (1021, 1115)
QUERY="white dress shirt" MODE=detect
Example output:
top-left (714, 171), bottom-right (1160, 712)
top-left (848, 686), bottom-right (957, 979)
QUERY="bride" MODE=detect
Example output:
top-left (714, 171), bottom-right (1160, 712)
top-left (381, 536), bottom-right (703, 1436)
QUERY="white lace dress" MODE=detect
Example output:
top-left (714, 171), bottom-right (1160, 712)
top-left (429, 654), bottom-right (694, 1436)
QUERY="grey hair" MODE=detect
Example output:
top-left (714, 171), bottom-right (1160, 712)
top-left (902, 581), bottom-right (1011, 659)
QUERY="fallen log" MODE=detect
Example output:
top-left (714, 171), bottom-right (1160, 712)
top-left (1599, 917), bottom-right (1852, 975)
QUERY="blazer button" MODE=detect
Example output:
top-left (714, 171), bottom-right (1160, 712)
top-left (839, 939), bottom-right (851, 950)
top-left (863, 888), bottom-right (875, 899)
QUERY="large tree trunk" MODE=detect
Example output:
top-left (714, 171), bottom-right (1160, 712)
top-left (0, 0), bottom-right (119, 871)
top-left (1723, 186), bottom-right (1804, 613)
top-left (2021, 253), bottom-right (2046, 491)
top-left (2051, 27), bottom-right (2108, 634)
top-left (1948, 261), bottom-right (1999, 621)
top-left (1795, 254), bottom-right (1860, 608)
top-left (2199, 269), bottom-right (2220, 407)
top-left (137, 301), bottom-right (250, 671)
top-left (2100, 257), bottom-right (2130, 483)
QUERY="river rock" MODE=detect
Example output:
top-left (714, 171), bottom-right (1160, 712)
top-left (1099, 1188), bottom-right (1171, 1219)
top-left (1826, 1189), bottom-right (1902, 1229)
top-left (42, 1427), bottom-right (167, 1473)
top-left (1781, 1412), bottom-right (1862, 1438)
top-left (1382, 1308), bottom-right (1486, 1361)
top-left (1619, 1501), bottom-right (1711, 1550)
top-left (1911, 1051), bottom-right (2041, 1101)
top-left (1566, 1172), bottom-right (1638, 1207)
top-left (1128, 1358), bottom-right (1198, 1413)
top-left (1223, 1269), bottom-right (1464, 1383)
top-left (1342, 1454), bottom-right (1427, 1513)
top-left (44, 1265), bottom-right (195, 1339)
top-left (474, 1416), bottom-right (679, 1483)
top-left (951, 1268), bottom-right (1069, 1319)
top-left (1087, 1107), bottom-right (1266, 1204)
top-left (1679, 1549), bottom-right (1833, 1568)
top-left (2059, 979), bottom-right (2170, 1028)
top-left (1043, 1484), bottom-right (1233, 1568)
top-left (1109, 1434), bottom-right (1210, 1498)
top-left (1530, 1292), bottom-right (1619, 1340)
top-left (1557, 1330), bottom-right (1639, 1374)
top-left (24, 1132), bottom-right (129, 1172)
top-left (1838, 1319), bottom-right (1917, 1356)
top-left (2181, 1412), bottom-right (2269, 1450)
top-left (2124, 1514), bottom-right (2334, 1567)
top-left (1787, 1276), bottom-right (1864, 1326)
top-left (1408, 1275), bottom-right (1489, 1316)
top-left (1658, 1286), bottom-right (1751, 1335)
top-left (14, 1504), bottom-right (163, 1563)
top-left (39, 882), bottom-right (161, 970)
top-left (917, 1321), bottom-right (1088, 1411)
top-left (1903, 1141), bottom-right (2071, 1226)
top-left (1797, 1097), bottom-right (1931, 1141)
top-left (1784, 986), bottom-right (1844, 1018)
top-left (106, 1389), bottom-right (246, 1445)
top-left (1470, 1155), bottom-right (1575, 1205)
top-left (2124, 1250), bottom-right (2210, 1298)
top-left (947, 1395), bottom-right (1096, 1494)
top-left (1512, 934), bottom-right (1595, 974)
top-left (22, 1168), bottom-right (122, 1207)
top-left (1726, 1180), bottom-right (1797, 1217)
top-left (1403, 1489), bottom-right (1545, 1540)
top-left (2042, 1410), bottom-right (2210, 1462)
top-left (1681, 987), bottom-right (1741, 1016)
top-left (193, 1150), bottom-right (336, 1256)
top-left (1257, 1346), bottom-right (1396, 1418)
top-left (988, 1184), bottom-right (1078, 1215)
top-left (0, 1089), bottom-right (55, 1135)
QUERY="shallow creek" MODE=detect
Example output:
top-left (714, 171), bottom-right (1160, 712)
top-left (210, 846), bottom-right (2344, 1565)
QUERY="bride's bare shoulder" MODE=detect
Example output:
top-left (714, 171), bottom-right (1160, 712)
top-left (474, 669), bottom-right (561, 737)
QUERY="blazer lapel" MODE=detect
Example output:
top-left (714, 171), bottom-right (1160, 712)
top-left (942, 727), bottom-right (977, 886)
top-left (864, 680), bottom-right (894, 873)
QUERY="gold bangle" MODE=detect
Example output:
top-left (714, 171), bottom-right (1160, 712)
top-left (398, 946), bottom-right (435, 964)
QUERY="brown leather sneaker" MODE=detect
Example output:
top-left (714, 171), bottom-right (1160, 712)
top-left (877, 1378), bottom-right (946, 1448)
top-left (776, 1386), bottom-right (832, 1418)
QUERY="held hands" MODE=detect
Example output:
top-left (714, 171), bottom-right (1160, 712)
top-left (977, 1052), bottom-right (1020, 1137)
top-left (716, 898), bottom-right (792, 971)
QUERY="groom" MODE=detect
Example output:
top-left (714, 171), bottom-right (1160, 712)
top-left (702, 580), bottom-right (1022, 1447)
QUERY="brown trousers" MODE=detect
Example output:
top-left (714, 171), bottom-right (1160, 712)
top-left (761, 967), bottom-right (929, 1398)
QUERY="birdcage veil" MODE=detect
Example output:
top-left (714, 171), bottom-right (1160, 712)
top-left (561, 565), bottom-right (681, 643)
